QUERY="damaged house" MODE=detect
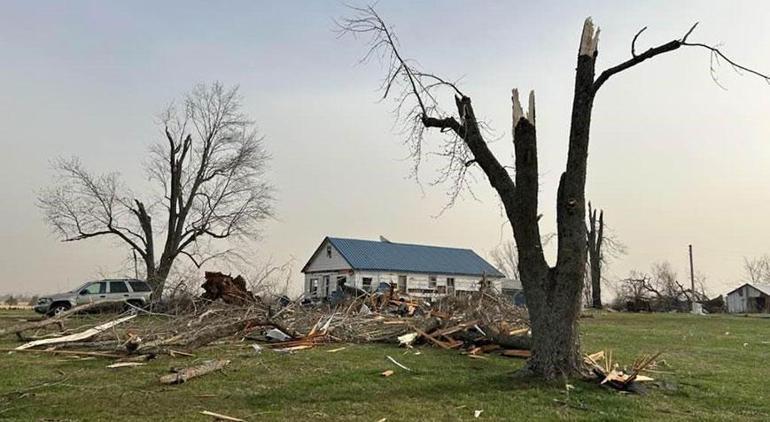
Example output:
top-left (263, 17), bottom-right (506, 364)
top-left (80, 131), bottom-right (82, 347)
top-left (726, 283), bottom-right (770, 313)
top-left (302, 237), bottom-right (504, 299)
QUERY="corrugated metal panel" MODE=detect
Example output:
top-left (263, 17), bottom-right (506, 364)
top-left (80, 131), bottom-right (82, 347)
top-left (326, 237), bottom-right (504, 278)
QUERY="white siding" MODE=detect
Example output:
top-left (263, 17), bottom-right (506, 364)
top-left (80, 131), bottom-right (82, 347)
top-left (304, 240), bottom-right (352, 273)
top-left (726, 289), bottom-right (746, 313)
top-left (304, 269), bottom-right (498, 299)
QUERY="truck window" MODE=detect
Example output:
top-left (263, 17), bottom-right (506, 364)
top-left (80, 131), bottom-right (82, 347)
top-left (129, 281), bottom-right (152, 292)
top-left (109, 281), bottom-right (129, 293)
top-left (83, 282), bottom-right (106, 295)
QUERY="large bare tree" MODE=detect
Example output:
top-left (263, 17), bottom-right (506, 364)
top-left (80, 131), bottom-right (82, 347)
top-left (39, 83), bottom-right (274, 298)
top-left (340, 6), bottom-right (768, 378)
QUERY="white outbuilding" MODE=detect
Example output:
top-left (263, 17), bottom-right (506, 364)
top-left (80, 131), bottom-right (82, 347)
top-left (725, 283), bottom-right (770, 313)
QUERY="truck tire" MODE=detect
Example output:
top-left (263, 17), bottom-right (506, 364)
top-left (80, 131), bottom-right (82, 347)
top-left (47, 302), bottom-right (71, 317)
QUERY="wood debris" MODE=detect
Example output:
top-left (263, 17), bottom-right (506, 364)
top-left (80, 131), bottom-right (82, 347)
top-left (584, 350), bottom-right (662, 393)
top-left (199, 410), bottom-right (245, 421)
top-left (159, 359), bottom-right (231, 385)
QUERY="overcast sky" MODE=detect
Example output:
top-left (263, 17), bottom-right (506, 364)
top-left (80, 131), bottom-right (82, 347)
top-left (1, 0), bottom-right (769, 297)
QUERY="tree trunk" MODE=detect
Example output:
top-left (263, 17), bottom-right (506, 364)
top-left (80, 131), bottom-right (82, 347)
top-left (146, 257), bottom-right (173, 300)
top-left (587, 203), bottom-right (604, 309)
top-left (526, 284), bottom-right (584, 377)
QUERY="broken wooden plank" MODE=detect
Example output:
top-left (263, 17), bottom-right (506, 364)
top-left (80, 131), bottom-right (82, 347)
top-left (159, 359), bottom-right (231, 385)
top-left (0, 347), bottom-right (125, 359)
top-left (386, 355), bottom-right (411, 372)
top-left (411, 326), bottom-right (452, 350)
top-left (199, 410), bottom-right (245, 421)
top-left (16, 315), bottom-right (137, 350)
top-left (107, 362), bottom-right (146, 368)
top-left (501, 349), bottom-right (532, 358)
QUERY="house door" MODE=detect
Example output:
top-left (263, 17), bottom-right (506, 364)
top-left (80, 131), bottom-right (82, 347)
top-left (323, 275), bottom-right (330, 297)
top-left (397, 275), bottom-right (407, 292)
top-left (336, 275), bottom-right (347, 291)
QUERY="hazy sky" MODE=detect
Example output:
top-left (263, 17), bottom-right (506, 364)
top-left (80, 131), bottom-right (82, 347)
top-left (1, 1), bottom-right (769, 297)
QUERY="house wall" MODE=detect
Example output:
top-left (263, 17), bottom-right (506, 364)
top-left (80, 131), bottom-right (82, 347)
top-left (727, 285), bottom-right (770, 313)
top-left (726, 287), bottom-right (747, 313)
top-left (303, 270), bottom-right (499, 299)
top-left (304, 240), bottom-right (352, 273)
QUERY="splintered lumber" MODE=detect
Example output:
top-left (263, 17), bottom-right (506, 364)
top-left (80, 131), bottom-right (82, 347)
top-left (107, 362), bottom-right (146, 368)
top-left (381, 369), bottom-right (395, 377)
top-left (411, 325), bottom-right (452, 349)
top-left (160, 359), bottom-right (231, 385)
top-left (16, 315), bottom-right (137, 350)
top-left (199, 410), bottom-right (245, 422)
top-left (386, 355), bottom-right (411, 372)
top-left (0, 347), bottom-right (125, 359)
top-left (0, 300), bottom-right (126, 338)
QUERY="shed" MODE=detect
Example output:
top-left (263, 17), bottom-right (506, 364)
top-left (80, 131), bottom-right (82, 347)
top-left (725, 283), bottom-right (770, 313)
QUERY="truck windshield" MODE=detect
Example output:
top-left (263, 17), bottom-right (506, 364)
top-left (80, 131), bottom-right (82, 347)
top-left (69, 282), bottom-right (92, 293)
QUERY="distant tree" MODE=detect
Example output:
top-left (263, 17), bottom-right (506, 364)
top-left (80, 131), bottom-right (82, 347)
top-left (27, 296), bottom-right (39, 306)
top-left (5, 295), bottom-right (18, 306)
top-left (341, 5), bottom-right (769, 378)
top-left (491, 234), bottom-right (555, 283)
top-left (742, 255), bottom-right (770, 284)
top-left (615, 262), bottom-right (707, 311)
top-left (38, 83), bottom-right (275, 298)
top-left (585, 203), bottom-right (626, 309)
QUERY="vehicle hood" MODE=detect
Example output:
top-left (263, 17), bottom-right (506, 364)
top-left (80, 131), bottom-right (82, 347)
top-left (40, 292), bottom-right (76, 302)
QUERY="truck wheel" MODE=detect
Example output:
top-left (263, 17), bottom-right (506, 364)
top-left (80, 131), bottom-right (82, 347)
top-left (47, 303), bottom-right (70, 317)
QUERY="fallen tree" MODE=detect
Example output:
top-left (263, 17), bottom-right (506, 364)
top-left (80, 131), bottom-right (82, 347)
top-left (0, 300), bottom-right (129, 339)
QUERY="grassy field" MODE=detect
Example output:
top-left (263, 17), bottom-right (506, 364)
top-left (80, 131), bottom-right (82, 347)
top-left (1, 311), bottom-right (769, 421)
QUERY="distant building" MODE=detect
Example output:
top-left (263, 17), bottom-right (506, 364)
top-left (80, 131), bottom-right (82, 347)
top-left (726, 283), bottom-right (770, 313)
top-left (301, 236), bottom-right (504, 299)
top-left (492, 278), bottom-right (526, 306)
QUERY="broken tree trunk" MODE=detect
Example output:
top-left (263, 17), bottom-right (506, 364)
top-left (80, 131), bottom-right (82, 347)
top-left (15, 315), bottom-right (137, 350)
top-left (0, 300), bottom-right (125, 339)
top-left (201, 272), bottom-right (258, 306)
top-left (587, 202), bottom-right (604, 309)
top-left (159, 359), bottom-right (231, 384)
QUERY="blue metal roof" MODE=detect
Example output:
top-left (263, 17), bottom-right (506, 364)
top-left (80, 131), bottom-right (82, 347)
top-left (315, 237), bottom-right (504, 277)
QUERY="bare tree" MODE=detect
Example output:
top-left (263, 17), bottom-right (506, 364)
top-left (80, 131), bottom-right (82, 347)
top-left (615, 263), bottom-right (707, 311)
top-left (38, 83), bottom-right (274, 298)
top-left (584, 203), bottom-right (626, 308)
top-left (340, 5), bottom-right (768, 378)
top-left (491, 233), bottom-right (555, 283)
top-left (743, 255), bottom-right (770, 284)
top-left (586, 202), bottom-right (604, 308)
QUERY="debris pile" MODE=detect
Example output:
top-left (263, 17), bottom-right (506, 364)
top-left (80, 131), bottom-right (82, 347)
top-left (200, 272), bottom-right (259, 306)
top-left (257, 290), bottom-right (531, 359)
top-left (1, 283), bottom-right (531, 363)
top-left (584, 350), bottom-right (662, 393)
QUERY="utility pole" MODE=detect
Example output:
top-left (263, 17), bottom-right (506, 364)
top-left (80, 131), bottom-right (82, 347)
top-left (689, 244), bottom-right (695, 309)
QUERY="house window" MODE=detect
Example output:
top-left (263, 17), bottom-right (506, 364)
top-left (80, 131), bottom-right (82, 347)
top-left (310, 278), bottom-right (319, 295)
top-left (398, 275), bottom-right (407, 291)
top-left (336, 275), bottom-right (347, 290)
top-left (326, 245), bottom-right (332, 259)
top-left (429, 276), bottom-right (437, 289)
top-left (362, 277), bottom-right (373, 291)
top-left (447, 277), bottom-right (455, 294)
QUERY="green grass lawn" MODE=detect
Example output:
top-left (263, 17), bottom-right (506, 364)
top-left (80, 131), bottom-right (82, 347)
top-left (1, 311), bottom-right (769, 421)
